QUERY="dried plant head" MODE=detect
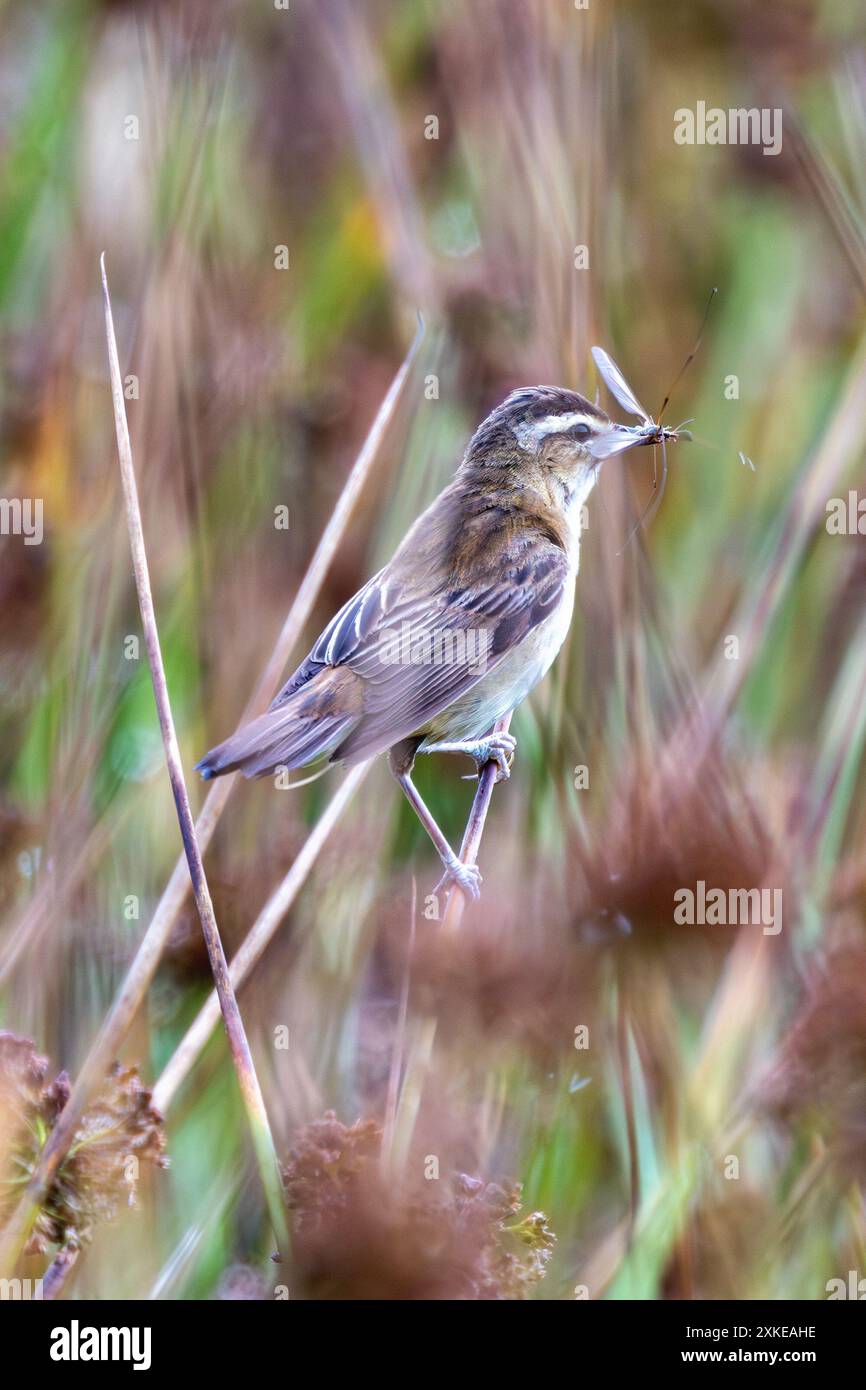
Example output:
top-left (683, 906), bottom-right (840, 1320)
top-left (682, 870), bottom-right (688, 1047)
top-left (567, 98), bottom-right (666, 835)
top-left (379, 882), bottom-right (601, 1067)
top-left (281, 1110), bottom-right (382, 1231)
top-left (761, 945), bottom-right (866, 1181)
top-left (0, 1032), bottom-right (168, 1255)
top-left (281, 1110), bottom-right (555, 1300)
top-left (570, 743), bottom-right (781, 976)
top-left (0, 1033), bottom-right (69, 1255)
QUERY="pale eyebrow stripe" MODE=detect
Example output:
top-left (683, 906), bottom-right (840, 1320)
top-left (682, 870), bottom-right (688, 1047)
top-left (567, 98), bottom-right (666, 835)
top-left (512, 411), bottom-right (598, 452)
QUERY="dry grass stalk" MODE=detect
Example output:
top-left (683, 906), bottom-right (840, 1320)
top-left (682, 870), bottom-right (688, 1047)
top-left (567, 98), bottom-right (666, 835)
top-left (0, 285), bottom-right (421, 1274)
top-left (103, 255), bottom-right (288, 1251)
top-left (0, 261), bottom-right (287, 1267)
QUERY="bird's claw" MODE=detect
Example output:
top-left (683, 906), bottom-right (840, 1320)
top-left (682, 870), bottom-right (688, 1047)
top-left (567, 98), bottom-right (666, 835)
top-left (459, 732), bottom-right (517, 785)
top-left (433, 856), bottom-right (483, 901)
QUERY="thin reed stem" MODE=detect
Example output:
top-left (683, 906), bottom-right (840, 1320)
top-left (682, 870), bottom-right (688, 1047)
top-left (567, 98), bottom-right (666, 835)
top-left (99, 254), bottom-right (287, 1249)
top-left (0, 289), bottom-right (420, 1275)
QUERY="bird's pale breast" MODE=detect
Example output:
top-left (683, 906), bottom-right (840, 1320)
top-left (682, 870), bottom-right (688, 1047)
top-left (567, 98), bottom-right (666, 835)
top-left (418, 574), bottom-right (576, 745)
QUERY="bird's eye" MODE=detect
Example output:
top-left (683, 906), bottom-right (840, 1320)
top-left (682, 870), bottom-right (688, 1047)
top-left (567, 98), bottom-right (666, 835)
top-left (568, 421), bottom-right (590, 439)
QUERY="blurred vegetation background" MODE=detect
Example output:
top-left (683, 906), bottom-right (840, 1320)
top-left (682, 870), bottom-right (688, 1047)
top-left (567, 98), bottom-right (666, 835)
top-left (2, 0), bottom-right (866, 1299)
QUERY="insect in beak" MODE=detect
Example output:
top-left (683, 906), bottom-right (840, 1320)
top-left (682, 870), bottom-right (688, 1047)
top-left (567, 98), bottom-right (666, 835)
top-left (587, 422), bottom-right (653, 462)
top-left (590, 346), bottom-right (698, 523)
top-left (590, 290), bottom-right (716, 538)
top-left (634, 420), bottom-right (693, 446)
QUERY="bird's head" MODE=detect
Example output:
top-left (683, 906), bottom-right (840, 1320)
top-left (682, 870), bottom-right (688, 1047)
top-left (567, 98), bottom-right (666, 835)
top-left (463, 384), bottom-right (647, 510)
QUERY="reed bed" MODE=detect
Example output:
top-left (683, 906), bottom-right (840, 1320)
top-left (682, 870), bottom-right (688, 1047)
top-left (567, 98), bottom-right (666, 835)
top-left (1, 0), bottom-right (865, 1300)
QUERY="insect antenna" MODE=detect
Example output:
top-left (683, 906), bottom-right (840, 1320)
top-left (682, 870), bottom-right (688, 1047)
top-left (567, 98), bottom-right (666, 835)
top-left (612, 290), bottom-right (715, 552)
top-left (656, 286), bottom-right (718, 425)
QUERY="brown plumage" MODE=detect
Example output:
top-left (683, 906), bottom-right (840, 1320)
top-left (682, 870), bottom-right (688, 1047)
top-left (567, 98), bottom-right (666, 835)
top-left (197, 377), bottom-right (655, 897)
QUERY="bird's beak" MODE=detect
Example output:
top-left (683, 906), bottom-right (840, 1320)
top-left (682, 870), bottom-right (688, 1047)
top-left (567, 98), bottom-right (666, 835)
top-left (587, 423), bottom-right (646, 462)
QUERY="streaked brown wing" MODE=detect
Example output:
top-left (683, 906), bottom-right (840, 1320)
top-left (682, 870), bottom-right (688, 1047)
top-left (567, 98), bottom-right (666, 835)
top-left (275, 541), bottom-right (569, 765)
top-left (268, 568), bottom-right (388, 710)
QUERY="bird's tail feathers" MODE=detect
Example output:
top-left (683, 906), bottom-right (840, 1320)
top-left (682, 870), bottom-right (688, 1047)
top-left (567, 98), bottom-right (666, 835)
top-left (195, 667), bottom-right (363, 782)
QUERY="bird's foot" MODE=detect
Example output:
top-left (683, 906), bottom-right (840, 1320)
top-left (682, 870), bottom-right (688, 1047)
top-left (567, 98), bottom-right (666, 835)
top-left (457, 732), bottom-right (517, 784)
top-left (433, 851), bottom-right (483, 901)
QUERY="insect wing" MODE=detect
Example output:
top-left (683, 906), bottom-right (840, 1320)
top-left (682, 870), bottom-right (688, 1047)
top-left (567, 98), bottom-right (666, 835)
top-left (591, 346), bottom-right (650, 422)
top-left (587, 427), bottom-right (646, 460)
